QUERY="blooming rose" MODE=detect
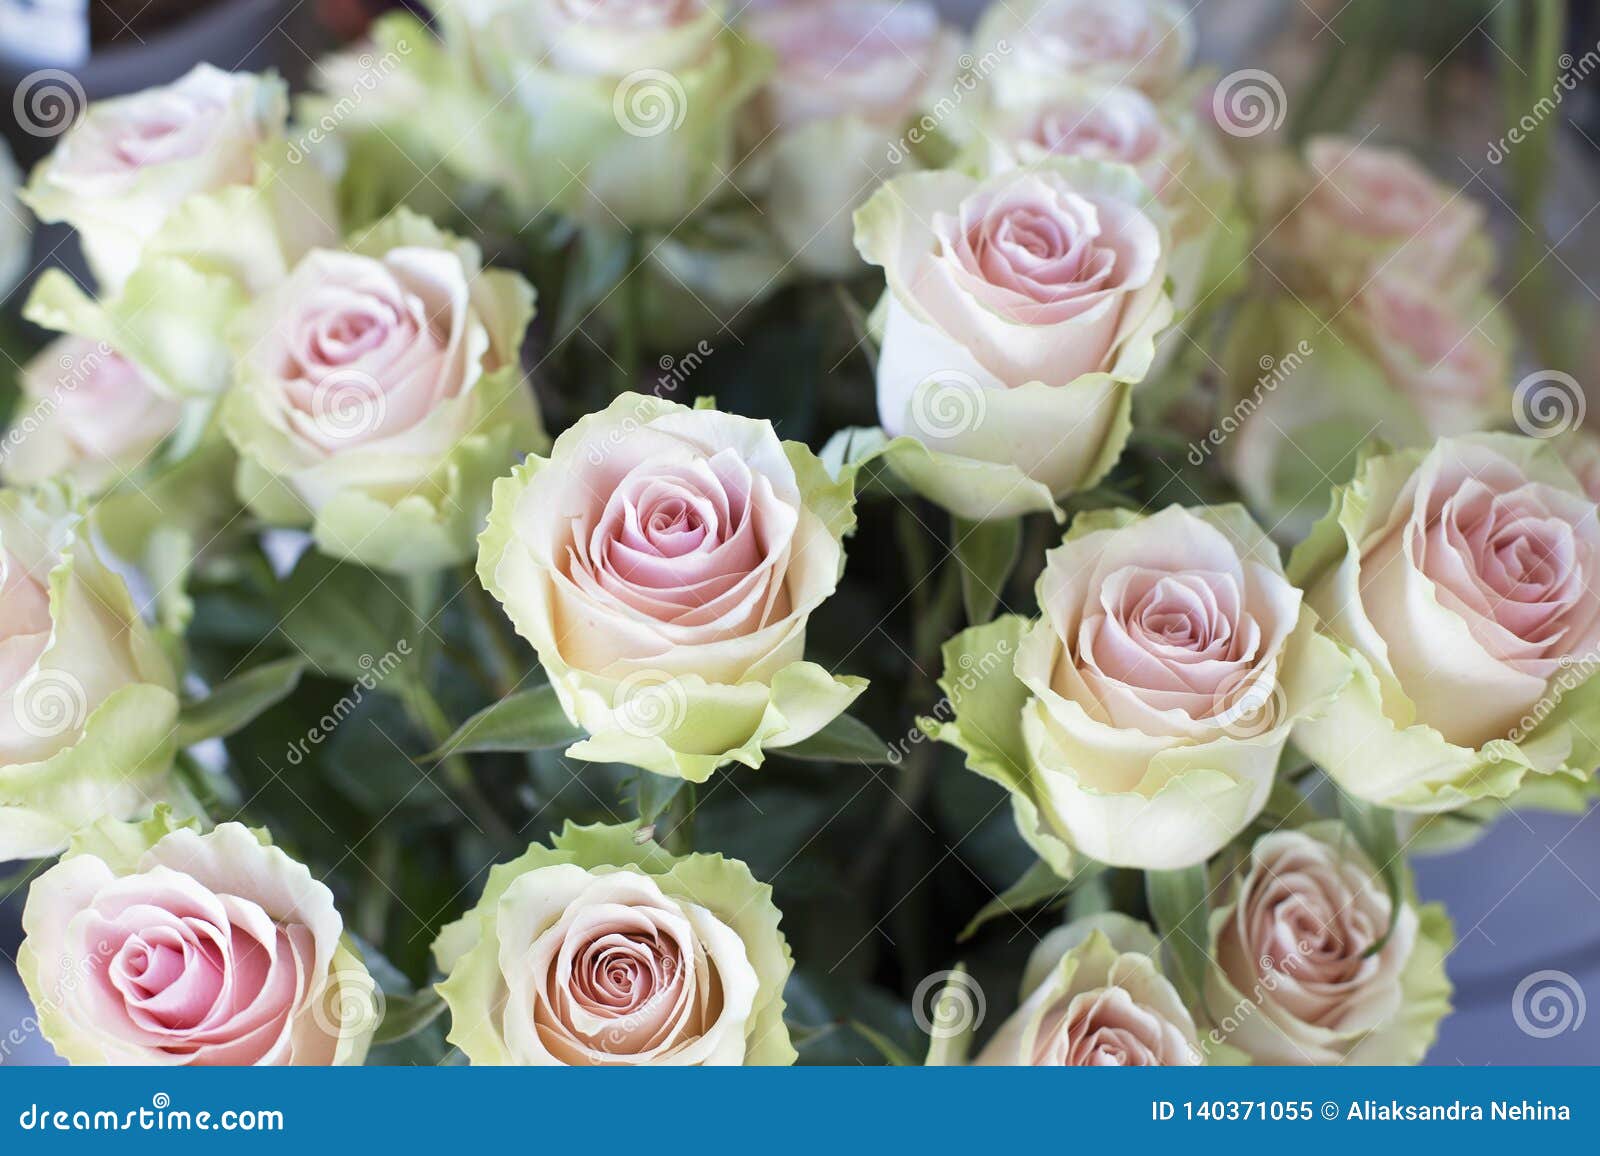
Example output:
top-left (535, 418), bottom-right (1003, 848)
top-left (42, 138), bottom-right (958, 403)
top-left (434, 821), bottom-right (793, 1065)
top-left (18, 815), bottom-right (378, 1065)
top-left (22, 66), bottom-right (285, 294)
top-left (477, 393), bottom-right (864, 781)
top-left (24, 72), bottom-right (339, 401)
top-left (927, 914), bottom-right (1202, 1066)
top-left (974, 0), bottom-right (1194, 102)
top-left (744, 0), bottom-right (963, 277)
top-left (1206, 823), bottom-right (1453, 1065)
top-left (0, 485), bottom-right (181, 862)
top-left (1290, 434), bottom-right (1600, 810)
top-left (426, 0), bottom-right (770, 226)
top-left (0, 337), bottom-right (182, 495)
top-left (931, 505), bottom-right (1345, 871)
top-left (851, 159), bottom-right (1173, 520)
top-left (1559, 428), bottom-right (1600, 504)
top-left (973, 76), bottom-right (1242, 329)
top-left (222, 209), bottom-right (544, 574)
top-left (1, 140), bottom-right (25, 301)
top-left (1263, 136), bottom-right (1493, 302)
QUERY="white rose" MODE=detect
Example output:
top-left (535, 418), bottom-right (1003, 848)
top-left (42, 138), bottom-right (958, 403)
top-left (974, 0), bottom-right (1194, 102)
top-left (22, 65), bottom-right (285, 293)
top-left (0, 336), bottom-right (182, 495)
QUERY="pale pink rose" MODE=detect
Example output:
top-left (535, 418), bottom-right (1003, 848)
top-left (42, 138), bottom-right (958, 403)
top-left (478, 393), bottom-right (862, 780)
top-left (1010, 505), bottom-right (1338, 868)
top-left (967, 915), bottom-right (1202, 1066)
top-left (976, 0), bottom-right (1194, 99)
top-left (18, 822), bottom-right (377, 1065)
top-left (1275, 137), bottom-right (1492, 295)
top-left (23, 66), bottom-right (283, 291)
top-left (1559, 430), bottom-right (1600, 504)
top-left (538, 0), bottom-right (718, 74)
top-left (1352, 439), bottom-right (1600, 748)
top-left (1206, 824), bottom-right (1447, 1065)
top-left (1348, 270), bottom-right (1508, 436)
top-left (0, 336), bottom-right (182, 494)
top-left (750, 0), bottom-right (956, 129)
top-left (1001, 85), bottom-right (1180, 197)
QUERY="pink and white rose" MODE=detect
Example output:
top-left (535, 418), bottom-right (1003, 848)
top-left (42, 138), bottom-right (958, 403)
top-left (18, 817), bottom-right (377, 1065)
top-left (477, 393), bottom-right (864, 781)
top-left (1206, 823), bottom-right (1453, 1065)
top-left (223, 209), bottom-right (544, 574)
top-left (0, 336), bottom-right (182, 495)
top-left (22, 65), bottom-right (285, 293)
top-left (434, 821), bottom-right (794, 1065)
top-left (975, 0), bottom-right (1195, 102)
top-left (1291, 434), bottom-right (1600, 809)
top-left (852, 159), bottom-right (1173, 520)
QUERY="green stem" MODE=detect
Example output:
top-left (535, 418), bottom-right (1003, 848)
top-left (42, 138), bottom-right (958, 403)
top-left (614, 236), bottom-right (642, 396)
top-left (358, 833), bottom-right (399, 946)
top-left (462, 571), bottom-right (524, 697)
top-left (406, 681), bottom-right (518, 852)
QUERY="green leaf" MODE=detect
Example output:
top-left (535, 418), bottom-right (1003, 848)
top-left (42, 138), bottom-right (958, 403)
top-left (958, 858), bottom-right (1104, 942)
top-left (177, 658), bottom-right (307, 747)
top-left (275, 554), bottom-right (419, 687)
top-left (952, 515), bottom-right (1022, 625)
top-left (776, 714), bottom-right (894, 764)
top-left (427, 684), bottom-right (585, 759)
top-left (1337, 792), bottom-right (1405, 956)
top-left (846, 1019), bottom-right (915, 1066)
top-left (554, 224), bottom-right (631, 344)
top-left (1145, 865), bottom-right (1212, 1007)
top-left (374, 988), bottom-right (448, 1046)
top-left (633, 774), bottom-right (685, 825)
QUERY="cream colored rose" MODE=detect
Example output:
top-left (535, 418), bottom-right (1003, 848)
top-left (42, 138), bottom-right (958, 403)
top-left (223, 209), bottom-right (544, 574)
top-left (928, 914), bottom-right (1202, 1066)
top-left (434, 822), bottom-right (794, 1065)
top-left (19, 816), bottom-right (377, 1065)
top-left (745, 0), bottom-right (962, 276)
top-left (1265, 136), bottom-right (1493, 302)
top-left (1205, 822), bottom-right (1453, 1065)
top-left (477, 393), bottom-right (864, 781)
top-left (852, 159), bottom-right (1172, 520)
top-left (0, 336), bottom-right (182, 495)
top-left (931, 505), bottom-right (1346, 873)
top-left (0, 485), bottom-right (181, 862)
top-left (22, 65), bottom-right (285, 293)
top-left (974, 0), bottom-right (1194, 101)
top-left (1291, 434), bottom-right (1600, 810)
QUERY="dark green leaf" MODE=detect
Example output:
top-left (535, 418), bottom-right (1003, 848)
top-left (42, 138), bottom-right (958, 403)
top-left (777, 714), bottom-right (894, 765)
top-left (952, 515), bottom-right (1021, 626)
top-left (276, 554), bottom-right (419, 687)
top-left (634, 774), bottom-right (685, 825)
top-left (374, 989), bottom-right (447, 1045)
top-left (427, 684), bottom-right (585, 759)
top-left (959, 858), bottom-right (1104, 942)
top-left (1145, 865), bottom-right (1212, 1007)
top-left (177, 658), bottom-right (307, 747)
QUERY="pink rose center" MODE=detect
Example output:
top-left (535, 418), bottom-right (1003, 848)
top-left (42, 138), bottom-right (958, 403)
top-left (1037, 986), bottom-right (1170, 1065)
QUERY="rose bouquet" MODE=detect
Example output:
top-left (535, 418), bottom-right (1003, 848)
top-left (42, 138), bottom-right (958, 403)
top-left (0, 0), bottom-right (1593, 1068)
